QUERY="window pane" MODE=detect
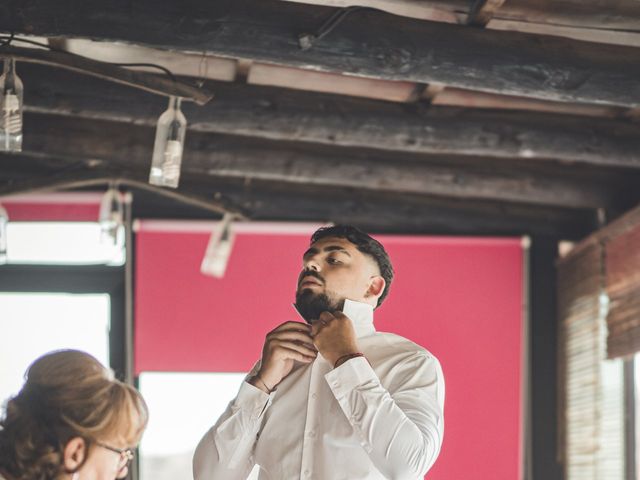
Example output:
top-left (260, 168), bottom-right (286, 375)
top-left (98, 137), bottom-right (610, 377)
top-left (635, 355), bottom-right (640, 480)
top-left (139, 372), bottom-right (259, 480)
top-left (0, 293), bottom-right (110, 402)
top-left (597, 357), bottom-right (624, 479)
top-left (5, 222), bottom-right (124, 265)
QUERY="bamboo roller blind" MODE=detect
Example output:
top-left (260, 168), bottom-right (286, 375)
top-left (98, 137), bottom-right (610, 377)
top-left (557, 205), bottom-right (640, 479)
top-left (558, 245), bottom-right (611, 479)
top-left (606, 222), bottom-right (640, 359)
top-left (559, 206), bottom-right (640, 360)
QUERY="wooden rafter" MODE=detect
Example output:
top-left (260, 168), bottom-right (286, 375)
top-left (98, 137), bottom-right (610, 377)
top-left (3, 0), bottom-right (640, 106)
top-left (16, 64), bottom-right (640, 170)
top-left (0, 154), bottom-right (599, 238)
top-left (3, 112), bottom-right (635, 210)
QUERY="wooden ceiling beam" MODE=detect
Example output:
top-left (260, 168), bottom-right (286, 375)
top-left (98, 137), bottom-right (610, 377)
top-left (430, 87), bottom-right (627, 118)
top-left (17, 64), bottom-right (640, 170)
top-left (169, 179), bottom-right (599, 239)
top-left (4, 0), bottom-right (640, 106)
top-left (287, 0), bottom-right (640, 33)
top-left (288, 0), bottom-right (640, 47)
top-left (2, 113), bottom-right (633, 210)
top-left (0, 155), bottom-right (598, 239)
top-left (476, 0), bottom-right (640, 31)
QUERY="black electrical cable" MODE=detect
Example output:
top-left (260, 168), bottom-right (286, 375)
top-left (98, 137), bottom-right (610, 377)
top-left (0, 35), bottom-right (59, 51)
top-left (100, 63), bottom-right (176, 82)
top-left (0, 31), bottom-right (14, 47)
top-left (0, 35), bottom-right (178, 83)
top-left (299, 6), bottom-right (374, 50)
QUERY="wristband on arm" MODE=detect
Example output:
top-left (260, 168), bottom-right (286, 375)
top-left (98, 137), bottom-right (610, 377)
top-left (334, 352), bottom-right (366, 369)
top-left (252, 374), bottom-right (274, 394)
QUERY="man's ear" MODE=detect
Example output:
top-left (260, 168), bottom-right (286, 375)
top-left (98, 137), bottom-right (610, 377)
top-left (63, 437), bottom-right (87, 473)
top-left (366, 275), bottom-right (385, 300)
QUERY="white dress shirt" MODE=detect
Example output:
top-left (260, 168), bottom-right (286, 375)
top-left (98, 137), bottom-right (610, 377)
top-left (193, 299), bottom-right (445, 480)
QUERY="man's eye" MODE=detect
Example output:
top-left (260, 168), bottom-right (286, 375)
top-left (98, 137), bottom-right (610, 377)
top-left (327, 257), bottom-right (341, 264)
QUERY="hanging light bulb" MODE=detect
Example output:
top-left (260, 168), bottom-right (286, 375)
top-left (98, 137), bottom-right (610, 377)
top-left (149, 96), bottom-right (187, 188)
top-left (0, 58), bottom-right (24, 152)
top-left (201, 213), bottom-right (235, 278)
top-left (0, 203), bottom-right (8, 264)
top-left (99, 184), bottom-right (124, 246)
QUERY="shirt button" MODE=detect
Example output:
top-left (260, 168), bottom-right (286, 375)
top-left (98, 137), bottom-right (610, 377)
top-left (304, 470), bottom-right (311, 477)
top-left (308, 430), bottom-right (316, 438)
top-left (311, 392), bottom-right (318, 399)
top-left (332, 381), bottom-right (340, 388)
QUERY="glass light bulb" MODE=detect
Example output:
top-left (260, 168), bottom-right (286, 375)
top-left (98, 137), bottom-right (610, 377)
top-left (201, 214), bottom-right (235, 278)
top-left (99, 186), bottom-right (124, 246)
top-left (0, 203), bottom-right (8, 264)
top-left (149, 96), bottom-right (187, 188)
top-left (0, 58), bottom-right (24, 152)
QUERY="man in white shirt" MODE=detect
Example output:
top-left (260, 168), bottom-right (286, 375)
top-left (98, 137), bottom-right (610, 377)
top-left (193, 225), bottom-right (445, 480)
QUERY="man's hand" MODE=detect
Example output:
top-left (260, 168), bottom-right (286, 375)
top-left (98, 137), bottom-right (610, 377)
top-left (252, 321), bottom-right (317, 393)
top-left (311, 311), bottom-right (360, 367)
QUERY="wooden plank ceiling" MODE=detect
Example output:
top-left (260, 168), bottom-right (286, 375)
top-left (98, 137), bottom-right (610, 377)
top-left (1, 0), bottom-right (639, 238)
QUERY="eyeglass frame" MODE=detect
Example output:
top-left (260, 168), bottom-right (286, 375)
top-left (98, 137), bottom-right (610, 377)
top-left (95, 442), bottom-right (135, 470)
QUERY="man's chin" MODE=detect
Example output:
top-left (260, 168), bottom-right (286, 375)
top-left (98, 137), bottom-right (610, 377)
top-left (294, 290), bottom-right (344, 323)
top-left (295, 291), bottom-right (330, 323)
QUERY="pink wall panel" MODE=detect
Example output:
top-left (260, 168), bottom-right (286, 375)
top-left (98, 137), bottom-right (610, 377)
top-left (1, 194), bottom-right (102, 221)
top-left (376, 236), bottom-right (523, 480)
top-left (135, 224), bottom-right (523, 480)
top-left (135, 227), bottom-right (320, 373)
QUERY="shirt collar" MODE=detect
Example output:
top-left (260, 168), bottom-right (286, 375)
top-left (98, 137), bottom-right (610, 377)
top-left (292, 299), bottom-right (377, 338)
top-left (342, 299), bottom-right (376, 338)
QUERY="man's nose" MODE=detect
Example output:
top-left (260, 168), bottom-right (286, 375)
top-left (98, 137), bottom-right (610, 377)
top-left (304, 258), bottom-right (321, 272)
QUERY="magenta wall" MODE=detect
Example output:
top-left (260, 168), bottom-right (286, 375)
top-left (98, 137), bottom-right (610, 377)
top-left (134, 223), bottom-right (523, 480)
top-left (1, 194), bottom-right (101, 221)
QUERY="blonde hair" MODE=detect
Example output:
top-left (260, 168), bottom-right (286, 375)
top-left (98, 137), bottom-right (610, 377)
top-left (0, 350), bottom-right (148, 480)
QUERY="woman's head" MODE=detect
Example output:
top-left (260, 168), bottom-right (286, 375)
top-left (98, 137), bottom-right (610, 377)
top-left (0, 350), bottom-right (148, 480)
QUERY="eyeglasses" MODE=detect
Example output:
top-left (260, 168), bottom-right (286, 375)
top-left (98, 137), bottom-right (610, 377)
top-left (96, 442), bottom-right (135, 471)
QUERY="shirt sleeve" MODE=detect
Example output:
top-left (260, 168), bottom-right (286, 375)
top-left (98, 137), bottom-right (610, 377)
top-left (325, 353), bottom-right (445, 480)
top-left (193, 379), bottom-right (273, 480)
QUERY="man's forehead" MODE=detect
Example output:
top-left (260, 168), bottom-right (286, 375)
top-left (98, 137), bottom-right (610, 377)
top-left (304, 237), bottom-right (357, 256)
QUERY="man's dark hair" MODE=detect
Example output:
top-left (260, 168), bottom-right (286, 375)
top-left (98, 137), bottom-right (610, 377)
top-left (310, 225), bottom-right (394, 308)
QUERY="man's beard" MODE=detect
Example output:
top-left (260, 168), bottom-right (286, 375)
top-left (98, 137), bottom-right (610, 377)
top-left (295, 289), bottom-right (343, 324)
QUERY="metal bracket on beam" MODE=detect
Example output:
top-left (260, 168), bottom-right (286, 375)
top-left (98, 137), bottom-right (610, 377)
top-left (467, 0), bottom-right (506, 27)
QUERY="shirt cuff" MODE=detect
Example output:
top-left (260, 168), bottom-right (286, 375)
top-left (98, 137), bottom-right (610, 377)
top-left (325, 356), bottom-right (378, 398)
top-left (235, 379), bottom-right (273, 419)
